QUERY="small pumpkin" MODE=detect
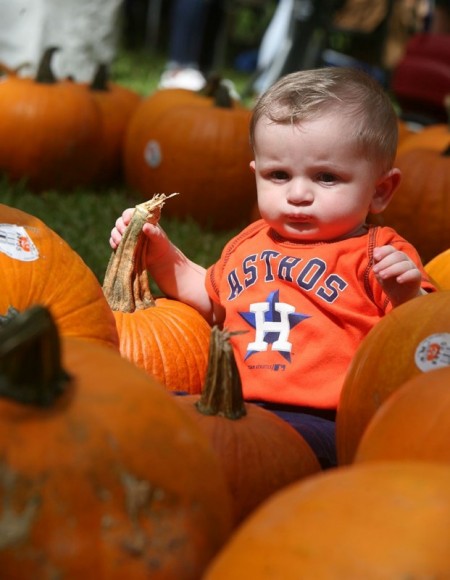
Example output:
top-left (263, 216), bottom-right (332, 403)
top-left (0, 203), bottom-right (118, 349)
top-left (123, 80), bottom-right (256, 229)
top-left (336, 290), bottom-right (450, 465)
top-left (86, 63), bottom-right (142, 185)
top-left (0, 305), bottom-right (233, 579)
top-left (174, 326), bottom-right (321, 526)
top-left (102, 194), bottom-right (211, 392)
top-left (204, 461), bottom-right (450, 578)
top-left (0, 47), bottom-right (102, 190)
top-left (355, 366), bottom-right (450, 464)
top-left (424, 247), bottom-right (450, 290)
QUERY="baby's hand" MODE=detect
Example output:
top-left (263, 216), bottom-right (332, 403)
top-left (109, 208), bottom-right (134, 250)
top-left (372, 245), bottom-right (424, 307)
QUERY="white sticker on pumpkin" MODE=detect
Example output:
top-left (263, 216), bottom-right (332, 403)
top-left (415, 333), bottom-right (450, 372)
top-left (0, 225), bottom-right (39, 261)
top-left (144, 140), bottom-right (162, 168)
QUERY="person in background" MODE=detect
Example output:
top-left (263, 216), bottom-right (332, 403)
top-left (159, 0), bottom-right (226, 90)
top-left (109, 67), bottom-right (436, 468)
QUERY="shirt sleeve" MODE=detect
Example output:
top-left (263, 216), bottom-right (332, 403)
top-left (370, 227), bottom-right (438, 312)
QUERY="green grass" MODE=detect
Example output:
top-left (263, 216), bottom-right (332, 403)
top-left (0, 48), bottom-right (252, 286)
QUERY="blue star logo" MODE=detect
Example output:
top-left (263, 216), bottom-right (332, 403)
top-left (238, 290), bottom-right (310, 362)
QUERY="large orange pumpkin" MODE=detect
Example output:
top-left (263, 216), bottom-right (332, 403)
top-left (86, 64), bottom-right (142, 186)
top-left (0, 47), bottom-right (102, 190)
top-left (103, 194), bottom-right (211, 392)
top-left (174, 326), bottom-right (321, 526)
top-left (0, 203), bottom-right (118, 349)
top-left (373, 108), bottom-right (450, 263)
top-left (204, 462), bottom-right (450, 578)
top-left (336, 290), bottom-right (450, 465)
top-left (0, 305), bottom-right (233, 579)
top-left (123, 81), bottom-right (256, 229)
top-left (355, 366), bottom-right (450, 464)
top-left (424, 247), bottom-right (450, 290)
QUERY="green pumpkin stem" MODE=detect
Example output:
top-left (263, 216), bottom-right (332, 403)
top-left (196, 326), bottom-right (247, 420)
top-left (102, 193), bottom-right (178, 312)
top-left (90, 63), bottom-right (110, 92)
top-left (0, 305), bottom-right (70, 407)
top-left (35, 46), bottom-right (59, 84)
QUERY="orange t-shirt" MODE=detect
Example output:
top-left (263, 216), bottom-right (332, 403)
top-left (206, 221), bottom-right (436, 409)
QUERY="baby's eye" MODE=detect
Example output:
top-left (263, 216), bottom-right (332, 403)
top-left (317, 172), bottom-right (338, 184)
top-left (270, 170), bottom-right (289, 181)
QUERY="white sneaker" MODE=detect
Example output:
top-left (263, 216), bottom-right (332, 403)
top-left (158, 68), bottom-right (207, 91)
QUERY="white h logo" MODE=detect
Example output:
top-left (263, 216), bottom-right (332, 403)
top-left (247, 301), bottom-right (294, 353)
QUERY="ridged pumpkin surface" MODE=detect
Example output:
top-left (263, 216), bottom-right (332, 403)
top-left (205, 462), bottom-right (450, 579)
top-left (0, 203), bottom-right (118, 349)
top-left (355, 366), bottom-right (450, 464)
top-left (0, 310), bottom-right (232, 579)
top-left (336, 290), bottom-right (450, 465)
top-left (113, 297), bottom-right (211, 392)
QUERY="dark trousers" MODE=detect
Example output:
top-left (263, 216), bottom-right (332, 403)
top-left (252, 401), bottom-right (337, 470)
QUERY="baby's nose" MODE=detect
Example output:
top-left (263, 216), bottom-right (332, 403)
top-left (287, 181), bottom-right (313, 204)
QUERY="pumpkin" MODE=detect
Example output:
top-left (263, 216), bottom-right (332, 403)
top-left (397, 117), bottom-right (421, 146)
top-left (86, 63), bottom-right (142, 185)
top-left (336, 290), bottom-right (450, 465)
top-left (0, 47), bottom-right (102, 191)
top-left (0, 203), bottom-right (118, 349)
top-left (0, 305), bottom-right (233, 579)
top-left (103, 194), bottom-right (211, 392)
top-left (424, 247), bottom-right (450, 290)
top-left (174, 326), bottom-right (321, 526)
top-left (123, 80), bottom-right (256, 229)
top-left (355, 366), bottom-right (450, 464)
top-left (204, 461), bottom-right (450, 578)
top-left (372, 100), bottom-right (450, 263)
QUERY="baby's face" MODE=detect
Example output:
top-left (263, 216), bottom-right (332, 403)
top-left (250, 113), bottom-right (382, 242)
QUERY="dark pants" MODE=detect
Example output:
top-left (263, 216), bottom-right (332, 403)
top-left (252, 401), bottom-right (337, 470)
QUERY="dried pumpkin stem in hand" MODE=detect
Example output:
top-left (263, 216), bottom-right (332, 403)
top-left (103, 193), bottom-right (179, 313)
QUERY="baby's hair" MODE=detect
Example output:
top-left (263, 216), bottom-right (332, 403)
top-left (249, 67), bottom-right (399, 171)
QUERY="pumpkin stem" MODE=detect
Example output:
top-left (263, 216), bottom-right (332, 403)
top-left (90, 63), bottom-right (110, 92)
top-left (195, 326), bottom-right (247, 420)
top-left (35, 46), bottom-right (59, 84)
top-left (202, 74), bottom-right (234, 109)
top-left (0, 305), bottom-right (70, 407)
top-left (102, 193), bottom-right (179, 312)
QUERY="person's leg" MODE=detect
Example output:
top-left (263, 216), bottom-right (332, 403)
top-left (168, 0), bottom-right (208, 67)
top-left (253, 402), bottom-right (337, 470)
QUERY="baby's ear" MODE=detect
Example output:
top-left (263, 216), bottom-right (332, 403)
top-left (369, 168), bottom-right (402, 214)
top-left (249, 160), bottom-right (256, 173)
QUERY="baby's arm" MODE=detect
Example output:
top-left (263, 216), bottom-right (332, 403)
top-left (372, 245), bottom-right (426, 308)
top-left (110, 208), bottom-right (223, 325)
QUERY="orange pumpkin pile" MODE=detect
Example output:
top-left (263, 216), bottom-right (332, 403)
top-left (373, 102), bottom-right (450, 263)
top-left (0, 48), bottom-right (141, 191)
top-left (336, 289), bottom-right (450, 465)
